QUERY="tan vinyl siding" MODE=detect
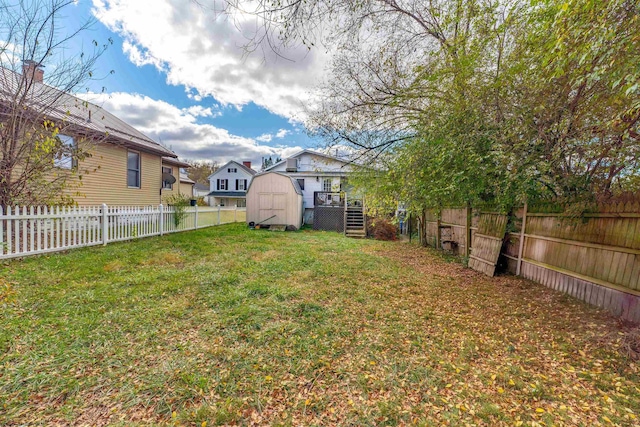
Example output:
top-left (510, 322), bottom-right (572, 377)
top-left (179, 182), bottom-right (194, 198)
top-left (67, 143), bottom-right (162, 206)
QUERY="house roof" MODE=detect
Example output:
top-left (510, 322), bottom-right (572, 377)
top-left (179, 173), bottom-right (195, 184)
top-left (163, 157), bottom-right (191, 168)
top-left (194, 183), bottom-right (209, 192)
top-left (0, 67), bottom-right (177, 158)
top-left (207, 191), bottom-right (247, 197)
top-left (264, 149), bottom-right (351, 171)
top-left (247, 172), bottom-right (303, 196)
top-left (207, 160), bottom-right (257, 179)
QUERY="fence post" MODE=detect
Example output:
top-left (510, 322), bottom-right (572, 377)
top-left (194, 204), bottom-right (198, 229)
top-left (234, 206), bottom-right (237, 222)
top-left (516, 202), bottom-right (528, 276)
top-left (465, 202), bottom-right (472, 257)
top-left (435, 211), bottom-right (441, 250)
top-left (102, 204), bottom-right (108, 246)
top-left (159, 204), bottom-right (164, 236)
top-left (0, 205), bottom-right (4, 256)
top-left (343, 193), bottom-right (348, 235)
top-left (218, 206), bottom-right (221, 225)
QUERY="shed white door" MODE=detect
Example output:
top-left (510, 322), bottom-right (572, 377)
top-left (258, 193), bottom-right (286, 224)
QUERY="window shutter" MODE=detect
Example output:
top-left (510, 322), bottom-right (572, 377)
top-left (217, 179), bottom-right (220, 190)
top-left (235, 179), bottom-right (239, 190)
top-left (225, 179), bottom-right (229, 190)
top-left (244, 179), bottom-right (247, 190)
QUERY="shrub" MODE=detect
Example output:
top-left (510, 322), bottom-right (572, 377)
top-left (368, 217), bottom-right (398, 241)
top-left (163, 194), bottom-right (190, 227)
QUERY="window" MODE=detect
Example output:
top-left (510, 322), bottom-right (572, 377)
top-left (219, 198), bottom-right (227, 207)
top-left (237, 179), bottom-right (246, 190)
top-left (54, 134), bottom-right (76, 169)
top-left (228, 167), bottom-right (237, 173)
top-left (218, 179), bottom-right (228, 190)
top-left (323, 178), bottom-right (332, 192)
top-left (127, 151), bottom-right (140, 188)
top-left (296, 178), bottom-right (305, 190)
top-left (162, 166), bottom-right (173, 189)
top-left (237, 199), bottom-right (246, 208)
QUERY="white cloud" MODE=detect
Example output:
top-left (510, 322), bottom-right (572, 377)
top-left (91, 0), bottom-right (329, 120)
top-left (255, 133), bottom-right (273, 143)
top-left (181, 105), bottom-right (220, 118)
top-left (83, 92), bottom-right (303, 165)
top-left (275, 128), bottom-right (289, 138)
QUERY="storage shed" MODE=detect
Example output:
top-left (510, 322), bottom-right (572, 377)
top-left (246, 172), bottom-right (304, 230)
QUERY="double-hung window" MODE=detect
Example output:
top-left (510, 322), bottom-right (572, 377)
top-left (127, 151), bottom-right (141, 188)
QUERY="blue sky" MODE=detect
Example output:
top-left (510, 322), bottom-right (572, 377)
top-left (57, 0), bottom-right (328, 167)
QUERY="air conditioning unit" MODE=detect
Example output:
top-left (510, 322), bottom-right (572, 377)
top-left (285, 158), bottom-right (298, 172)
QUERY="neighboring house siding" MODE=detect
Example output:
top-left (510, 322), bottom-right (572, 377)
top-left (269, 153), bottom-right (352, 174)
top-left (179, 182), bottom-right (194, 197)
top-left (209, 169), bottom-right (253, 192)
top-left (294, 176), bottom-right (324, 209)
top-left (68, 143), bottom-right (163, 206)
top-left (207, 161), bottom-right (255, 207)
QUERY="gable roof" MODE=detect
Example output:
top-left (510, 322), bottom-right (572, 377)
top-left (0, 67), bottom-right (177, 158)
top-left (264, 149), bottom-right (353, 172)
top-left (207, 160), bottom-right (257, 179)
top-left (247, 171), bottom-right (303, 195)
top-left (179, 173), bottom-right (195, 184)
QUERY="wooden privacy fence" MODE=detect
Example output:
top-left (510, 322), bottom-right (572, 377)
top-left (0, 204), bottom-right (246, 260)
top-left (420, 202), bottom-right (640, 322)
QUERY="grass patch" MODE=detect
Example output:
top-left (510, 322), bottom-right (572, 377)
top-left (1, 223), bottom-right (639, 426)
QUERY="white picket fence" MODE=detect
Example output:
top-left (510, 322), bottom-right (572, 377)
top-left (0, 204), bottom-right (246, 260)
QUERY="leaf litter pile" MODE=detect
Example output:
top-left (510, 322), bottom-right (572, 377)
top-left (0, 223), bottom-right (639, 426)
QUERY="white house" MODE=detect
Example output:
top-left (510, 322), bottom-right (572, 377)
top-left (263, 149), bottom-right (355, 223)
top-left (193, 183), bottom-right (210, 204)
top-left (207, 160), bottom-right (257, 207)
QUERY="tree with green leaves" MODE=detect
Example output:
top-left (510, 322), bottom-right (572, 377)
top-left (224, 0), bottom-right (640, 210)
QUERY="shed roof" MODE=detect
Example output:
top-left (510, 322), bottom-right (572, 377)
top-left (247, 172), bottom-right (303, 195)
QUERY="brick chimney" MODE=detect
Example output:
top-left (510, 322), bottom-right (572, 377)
top-left (243, 161), bottom-right (252, 169)
top-left (22, 60), bottom-right (44, 84)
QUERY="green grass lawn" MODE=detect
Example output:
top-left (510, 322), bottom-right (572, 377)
top-left (1, 223), bottom-right (639, 426)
